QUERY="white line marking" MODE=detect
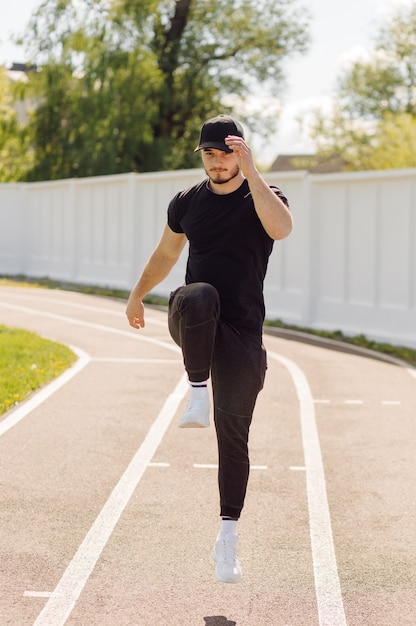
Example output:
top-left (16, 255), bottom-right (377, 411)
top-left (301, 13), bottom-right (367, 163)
top-left (24, 592), bottom-right (55, 598)
top-left (314, 399), bottom-right (330, 404)
top-left (92, 357), bottom-right (181, 364)
top-left (148, 462), bottom-right (170, 467)
top-left (32, 373), bottom-right (188, 626)
top-left (269, 351), bottom-right (347, 626)
top-left (290, 466), bottom-right (306, 471)
top-left (0, 290), bottom-right (167, 326)
top-left (345, 399), bottom-right (363, 405)
top-left (0, 303), bottom-right (180, 439)
top-left (3, 290), bottom-right (416, 379)
top-left (0, 346), bottom-right (90, 438)
top-left (381, 400), bottom-right (401, 405)
top-left (0, 302), bottom-right (180, 355)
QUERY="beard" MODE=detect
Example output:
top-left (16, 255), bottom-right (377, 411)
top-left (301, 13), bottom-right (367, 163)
top-left (206, 164), bottom-right (240, 185)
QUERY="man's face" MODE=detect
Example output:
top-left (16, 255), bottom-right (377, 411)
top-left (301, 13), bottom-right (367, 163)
top-left (201, 148), bottom-right (240, 185)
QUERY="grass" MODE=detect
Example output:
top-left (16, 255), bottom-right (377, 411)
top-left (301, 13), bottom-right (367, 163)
top-left (2, 274), bottom-right (416, 369)
top-left (0, 325), bottom-right (77, 415)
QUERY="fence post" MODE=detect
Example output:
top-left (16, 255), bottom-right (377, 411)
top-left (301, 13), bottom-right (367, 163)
top-left (300, 172), bottom-right (313, 328)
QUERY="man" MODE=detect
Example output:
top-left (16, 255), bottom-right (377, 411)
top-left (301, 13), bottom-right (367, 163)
top-left (126, 114), bottom-right (292, 583)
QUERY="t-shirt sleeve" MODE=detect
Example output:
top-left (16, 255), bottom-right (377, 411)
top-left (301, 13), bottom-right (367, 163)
top-left (167, 192), bottom-right (185, 233)
top-left (270, 185), bottom-right (290, 208)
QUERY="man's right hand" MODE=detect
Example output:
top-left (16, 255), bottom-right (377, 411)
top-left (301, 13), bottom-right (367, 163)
top-left (126, 298), bottom-right (145, 329)
top-left (125, 225), bottom-right (187, 331)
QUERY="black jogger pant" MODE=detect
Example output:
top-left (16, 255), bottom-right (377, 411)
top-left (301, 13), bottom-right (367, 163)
top-left (168, 282), bottom-right (267, 519)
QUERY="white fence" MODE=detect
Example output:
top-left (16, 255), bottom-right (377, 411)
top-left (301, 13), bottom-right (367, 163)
top-left (1, 168), bottom-right (415, 348)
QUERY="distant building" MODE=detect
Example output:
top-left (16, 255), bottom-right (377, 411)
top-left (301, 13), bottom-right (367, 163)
top-left (270, 153), bottom-right (346, 174)
top-left (9, 62), bottom-right (37, 73)
top-left (5, 63), bottom-right (38, 124)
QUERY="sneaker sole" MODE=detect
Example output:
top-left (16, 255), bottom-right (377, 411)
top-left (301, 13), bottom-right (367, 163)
top-left (178, 420), bottom-right (209, 428)
top-left (214, 569), bottom-right (242, 584)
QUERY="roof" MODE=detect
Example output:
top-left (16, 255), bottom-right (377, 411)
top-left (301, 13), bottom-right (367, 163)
top-left (8, 62), bottom-right (37, 73)
top-left (270, 153), bottom-right (346, 174)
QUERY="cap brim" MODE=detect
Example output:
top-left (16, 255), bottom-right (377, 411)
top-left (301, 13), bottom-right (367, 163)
top-left (194, 142), bottom-right (233, 153)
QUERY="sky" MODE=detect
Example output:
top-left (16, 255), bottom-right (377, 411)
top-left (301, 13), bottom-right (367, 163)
top-left (0, 0), bottom-right (412, 164)
top-left (269, 0), bottom-right (413, 158)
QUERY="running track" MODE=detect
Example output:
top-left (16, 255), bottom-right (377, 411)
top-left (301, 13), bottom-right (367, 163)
top-left (0, 286), bottom-right (415, 626)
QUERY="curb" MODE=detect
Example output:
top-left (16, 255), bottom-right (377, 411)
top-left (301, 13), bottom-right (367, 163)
top-left (262, 325), bottom-right (414, 370)
top-left (119, 301), bottom-right (416, 373)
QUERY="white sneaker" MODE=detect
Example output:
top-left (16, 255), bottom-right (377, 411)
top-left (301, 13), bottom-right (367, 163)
top-left (178, 386), bottom-right (210, 428)
top-left (212, 534), bottom-right (242, 583)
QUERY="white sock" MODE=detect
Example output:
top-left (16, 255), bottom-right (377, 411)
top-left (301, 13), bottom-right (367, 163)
top-left (189, 379), bottom-right (208, 387)
top-left (219, 518), bottom-right (238, 538)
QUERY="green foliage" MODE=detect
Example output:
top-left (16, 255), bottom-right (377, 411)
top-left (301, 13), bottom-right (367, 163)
top-left (12, 0), bottom-right (310, 180)
top-left (311, 3), bottom-right (416, 171)
top-left (0, 67), bottom-right (33, 181)
top-left (337, 61), bottom-right (404, 119)
top-left (357, 112), bottom-right (416, 170)
top-left (0, 325), bottom-right (76, 415)
top-left (26, 50), bottom-right (164, 179)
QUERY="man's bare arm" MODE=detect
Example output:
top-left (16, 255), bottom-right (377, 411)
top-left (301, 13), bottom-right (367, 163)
top-left (245, 171), bottom-right (293, 240)
top-left (126, 225), bottom-right (187, 329)
top-left (224, 135), bottom-right (293, 240)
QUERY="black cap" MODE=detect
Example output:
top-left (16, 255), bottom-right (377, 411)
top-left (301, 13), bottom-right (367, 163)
top-left (195, 115), bottom-right (245, 153)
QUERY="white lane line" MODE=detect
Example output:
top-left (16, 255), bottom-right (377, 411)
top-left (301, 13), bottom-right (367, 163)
top-left (148, 462), bottom-right (170, 467)
top-left (193, 463), bottom-right (267, 470)
top-left (92, 357), bottom-right (181, 364)
top-left (269, 351), bottom-right (347, 626)
top-left (0, 290), bottom-right (167, 326)
top-left (33, 373), bottom-right (188, 626)
top-left (290, 466), bottom-right (306, 471)
top-left (0, 346), bottom-right (90, 438)
top-left (0, 302), bottom-right (180, 355)
top-left (0, 303), bottom-right (180, 439)
top-left (3, 290), bottom-right (416, 379)
top-left (24, 592), bottom-right (54, 598)
top-left (314, 399), bottom-right (402, 406)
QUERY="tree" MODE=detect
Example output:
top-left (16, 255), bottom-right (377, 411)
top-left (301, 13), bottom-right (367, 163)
top-left (21, 1), bottom-right (166, 179)
top-left (17, 0), bottom-right (309, 180)
top-left (311, 3), bottom-right (416, 170)
top-left (0, 67), bottom-right (33, 181)
top-left (360, 113), bottom-right (416, 170)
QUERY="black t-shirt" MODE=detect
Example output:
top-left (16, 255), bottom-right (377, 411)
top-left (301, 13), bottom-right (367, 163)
top-left (167, 178), bottom-right (289, 333)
